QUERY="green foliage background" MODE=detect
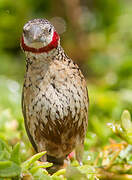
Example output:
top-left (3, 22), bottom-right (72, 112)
top-left (0, 0), bottom-right (132, 179)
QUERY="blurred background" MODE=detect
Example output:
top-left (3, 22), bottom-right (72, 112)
top-left (0, 0), bottom-right (132, 159)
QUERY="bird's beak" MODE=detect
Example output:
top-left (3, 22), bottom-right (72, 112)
top-left (31, 25), bottom-right (42, 41)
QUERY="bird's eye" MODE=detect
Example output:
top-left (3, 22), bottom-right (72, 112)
top-left (48, 28), bottom-right (52, 33)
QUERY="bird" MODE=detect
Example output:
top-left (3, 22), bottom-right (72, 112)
top-left (21, 18), bottom-right (89, 171)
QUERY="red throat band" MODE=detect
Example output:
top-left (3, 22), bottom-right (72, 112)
top-left (21, 31), bottom-right (59, 53)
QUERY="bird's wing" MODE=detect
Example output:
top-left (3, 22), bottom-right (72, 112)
top-left (22, 88), bottom-right (38, 152)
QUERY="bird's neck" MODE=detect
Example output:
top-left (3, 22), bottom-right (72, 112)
top-left (24, 45), bottom-right (66, 82)
top-left (25, 44), bottom-right (66, 71)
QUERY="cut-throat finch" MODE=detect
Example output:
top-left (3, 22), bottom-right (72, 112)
top-left (21, 18), bottom-right (89, 172)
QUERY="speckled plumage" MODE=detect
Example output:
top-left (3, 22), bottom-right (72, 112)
top-left (21, 19), bottom-right (89, 167)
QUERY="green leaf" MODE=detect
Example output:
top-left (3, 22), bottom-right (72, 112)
top-left (119, 145), bottom-right (132, 160)
top-left (52, 177), bottom-right (64, 180)
top-left (121, 110), bottom-right (132, 133)
top-left (0, 161), bottom-right (11, 169)
top-left (0, 150), bottom-right (10, 161)
top-left (126, 154), bottom-right (132, 165)
top-left (30, 163), bottom-right (52, 174)
top-left (33, 168), bottom-right (51, 180)
top-left (77, 165), bottom-right (96, 174)
top-left (21, 151), bottom-right (47, 170)
top-left (0, 161), bottom-right (21, 178)
top-left (52, 168), bottom-right (66, 176)
top-left (10, 143), bottom-right (21, 165)
top-left (0, 139), bottom-right (11, 152)
top-left (66, 166), bottom-right (88, 180)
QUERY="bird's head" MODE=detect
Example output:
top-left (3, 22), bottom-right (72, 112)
top-left (21, 19), bottom-right (60, 54)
